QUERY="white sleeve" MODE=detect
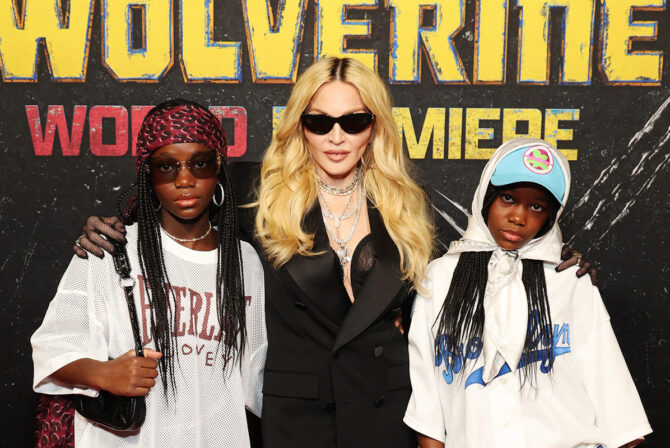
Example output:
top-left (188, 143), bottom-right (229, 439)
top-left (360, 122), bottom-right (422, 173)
top-left (31, 255), bottom-right (110, 397)
top-left (241, 245), bottom-right (267, 417)
top-left (579, 287), bottom-right (652, 447)
top-left (404, 274), bottom-right (447, 443)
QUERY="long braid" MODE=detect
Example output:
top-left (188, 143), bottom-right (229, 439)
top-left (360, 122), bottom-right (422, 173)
top-left (434, 251), bottom-right (492, 373)
top-left (520, 259), bottom-right (553, 384)
top-left (213, 164), bottom-right (246, 370)
top-left (136, 163), bottom-right (177, 393)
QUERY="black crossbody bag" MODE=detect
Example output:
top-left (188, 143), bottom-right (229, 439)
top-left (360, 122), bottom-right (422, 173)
top-left (74, 240), bottom-right (146, 431)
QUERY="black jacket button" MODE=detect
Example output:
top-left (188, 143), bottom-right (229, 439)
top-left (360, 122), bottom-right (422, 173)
top-left (373, 346), bottom-right (384, 358)
top-left (324, 401), bottom-right (336, 411)
top-left (294, 301), bottom-right (307, 310)
top-left (374, 397), bottom-right (385, 408)
top-left (332, 350), bottom-right (340, 359)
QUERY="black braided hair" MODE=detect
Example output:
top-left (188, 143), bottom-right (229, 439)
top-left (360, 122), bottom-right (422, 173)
top-left (434, 251), bottom-right (491, 381)
top-left (434, 182), bottom-right (558, 385)
top-left (117, 99), bottom-right (246, 394)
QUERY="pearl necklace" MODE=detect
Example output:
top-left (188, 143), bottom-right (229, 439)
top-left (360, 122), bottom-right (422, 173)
top-left (162, 222), bottom-right (212, 243)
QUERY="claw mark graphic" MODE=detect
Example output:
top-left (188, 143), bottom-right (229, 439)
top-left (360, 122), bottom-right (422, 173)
top-left (430, 95), bottom-right (670, 252)
top-left (562, 95), bottom-right (670, 247)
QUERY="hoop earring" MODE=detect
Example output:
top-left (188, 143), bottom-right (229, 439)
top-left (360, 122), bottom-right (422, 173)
top-left (151, 193), bottom-right (162, 212)
top-left (213, 183), bottom-right (225, 207)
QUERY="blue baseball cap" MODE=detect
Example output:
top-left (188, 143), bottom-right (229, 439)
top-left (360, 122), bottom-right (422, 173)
top-left (490, 143), bottom-right (566, 204)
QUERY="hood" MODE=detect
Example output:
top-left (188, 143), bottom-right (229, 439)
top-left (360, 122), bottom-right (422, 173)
top-left (448, 137), bottom-right (571, 264)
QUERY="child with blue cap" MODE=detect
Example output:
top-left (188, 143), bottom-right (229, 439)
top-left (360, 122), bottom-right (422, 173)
top-left (403, 138), bottom-right (651, 448)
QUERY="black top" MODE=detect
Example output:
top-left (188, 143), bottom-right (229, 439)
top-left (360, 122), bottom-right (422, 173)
top-left (329, 234), bottom-right (376, 323)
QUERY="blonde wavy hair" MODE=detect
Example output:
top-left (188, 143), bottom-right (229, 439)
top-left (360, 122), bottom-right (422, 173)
top-left (255, 57), bottom-right (434, 288)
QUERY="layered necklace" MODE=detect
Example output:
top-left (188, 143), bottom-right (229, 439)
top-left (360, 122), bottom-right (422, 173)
top-left (162, 222), bottom-right (212, 243)
top-left (317, 168), bottom-right (364, 267)
top-left (316, 168), bottom-right (359, 196)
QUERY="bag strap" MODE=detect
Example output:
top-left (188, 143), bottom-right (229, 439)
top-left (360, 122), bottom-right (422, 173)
top-left (111, 240), bottom-right (144, 357)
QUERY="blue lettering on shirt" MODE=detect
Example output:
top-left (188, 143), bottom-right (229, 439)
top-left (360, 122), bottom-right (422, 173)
top-left (435, 311), bottom-right (571, 388)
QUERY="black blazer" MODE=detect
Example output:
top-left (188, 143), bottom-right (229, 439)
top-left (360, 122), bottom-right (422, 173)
top-left (259, 203), bottom-right (416, 448)
top-left (230, 162), bottom-right (416, 447)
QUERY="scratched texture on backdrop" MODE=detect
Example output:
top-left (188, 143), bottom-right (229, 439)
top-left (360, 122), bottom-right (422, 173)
top-left (0, 0), bottom-right (668, 446)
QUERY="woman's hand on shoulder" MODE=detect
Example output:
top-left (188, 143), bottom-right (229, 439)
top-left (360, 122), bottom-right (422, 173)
top-left (74, 216), bottom-right (126, 259)
top-left (394, 313), bottom-right (404, 335)
top-left (99, 349), bottom-right (162, 397)
top-left (556, 244), bottom-right (597, 285)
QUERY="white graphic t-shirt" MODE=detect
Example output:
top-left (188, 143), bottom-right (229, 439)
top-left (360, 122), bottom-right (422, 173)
top-left (32, 224), bottom-right (266, 447)
top-left (404, 256), bottom-right (652, 448)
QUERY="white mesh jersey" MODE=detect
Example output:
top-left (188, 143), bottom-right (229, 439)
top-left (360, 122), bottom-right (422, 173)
top-left (31, 224), bottom-right (266, 447)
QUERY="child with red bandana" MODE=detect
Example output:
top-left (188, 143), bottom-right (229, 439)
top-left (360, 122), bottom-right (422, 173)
top-left (32, 100), bottom-right (266, 447)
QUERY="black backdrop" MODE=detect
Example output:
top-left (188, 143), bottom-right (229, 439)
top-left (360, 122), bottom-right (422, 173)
top-left (1, 1), bottom-right (668, 446)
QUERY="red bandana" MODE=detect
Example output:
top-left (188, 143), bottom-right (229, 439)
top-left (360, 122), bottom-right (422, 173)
top-left (135, 103), bottom-right (227, 173)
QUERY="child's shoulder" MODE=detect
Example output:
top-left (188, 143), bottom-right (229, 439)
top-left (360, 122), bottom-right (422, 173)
top-left (543, 263), bottom-right (606, 320)
top-left (240, 239), bottom-right (260, 258)
top-left (419, 254), bottom-right (461, 301)
top-left (427, 252), bottom-right (460, 274)
top-left (543, 263), bottom-right (596, 291)
top-left (240, 240), bottom-right (263, 272)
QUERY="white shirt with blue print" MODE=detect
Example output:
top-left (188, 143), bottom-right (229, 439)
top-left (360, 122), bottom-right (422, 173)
top-left (404, 254), bottom-right (651, 448)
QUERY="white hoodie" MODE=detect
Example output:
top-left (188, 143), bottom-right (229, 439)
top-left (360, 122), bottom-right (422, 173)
top-left (404, 139), bottom-right (651, 448)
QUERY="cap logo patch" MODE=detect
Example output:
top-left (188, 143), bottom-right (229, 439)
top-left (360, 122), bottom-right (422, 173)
top-left (522, 145), bottom-right (554, 175)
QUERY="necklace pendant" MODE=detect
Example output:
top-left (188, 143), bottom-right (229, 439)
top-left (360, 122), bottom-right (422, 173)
top-left (334, 216), bottom-right (340, 228)
top-left (336, 246), bottom-right (351, 266)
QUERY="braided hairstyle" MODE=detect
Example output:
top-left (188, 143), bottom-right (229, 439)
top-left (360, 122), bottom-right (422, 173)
top-left (435, 182), bottom-right (559, 384)
top-left (117, 99), bottom-right (246, 393)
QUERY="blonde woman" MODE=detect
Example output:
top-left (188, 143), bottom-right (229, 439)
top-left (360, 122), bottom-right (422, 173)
top-left (252, 56), bottom-right (434, 447)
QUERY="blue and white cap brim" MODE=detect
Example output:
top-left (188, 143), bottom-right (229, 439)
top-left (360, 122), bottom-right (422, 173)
top-left (489, 142), bottom-right (566, 205)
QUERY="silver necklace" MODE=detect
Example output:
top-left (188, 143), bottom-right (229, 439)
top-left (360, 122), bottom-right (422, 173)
top-left (320, 182), bottom-right (364, 267)
top-left (316, 168), bottom-right (360, 196)
top-left (319, 185), bottom-right (356, 228)
top-left (161, 222), bottom-right (212, 243)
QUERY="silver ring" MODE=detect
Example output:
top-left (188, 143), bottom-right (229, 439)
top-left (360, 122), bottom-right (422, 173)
top-left (75, 235), bottom-right (84, 248)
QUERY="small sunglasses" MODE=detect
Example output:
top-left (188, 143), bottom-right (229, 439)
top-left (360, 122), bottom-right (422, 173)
top-left (149, 151), bottom-right (219, 183)
top-left (301, 112), bottom-right (374, 135)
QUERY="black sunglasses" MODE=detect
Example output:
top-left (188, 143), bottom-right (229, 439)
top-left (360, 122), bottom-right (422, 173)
top-left (301, 112), bottom-right (374, 135)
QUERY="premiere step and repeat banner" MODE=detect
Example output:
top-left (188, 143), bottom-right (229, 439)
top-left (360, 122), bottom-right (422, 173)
top-left (1, 1), bottom-right (668, 445)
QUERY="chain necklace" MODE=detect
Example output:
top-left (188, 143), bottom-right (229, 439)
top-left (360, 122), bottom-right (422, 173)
top-left (320, 181), bottom-right (364, 267)
top-left (316, 168), bottom-right (360, 196)
top-left (318, 182), bottom-right (357, 228)
top-left (161, 222), bottom-right (212, 243)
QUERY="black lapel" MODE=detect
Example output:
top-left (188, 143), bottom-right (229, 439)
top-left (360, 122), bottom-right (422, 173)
top-left (283, 202), bottom-right (349, 328)
top-left (332, 204), bottom-right (404, 352)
